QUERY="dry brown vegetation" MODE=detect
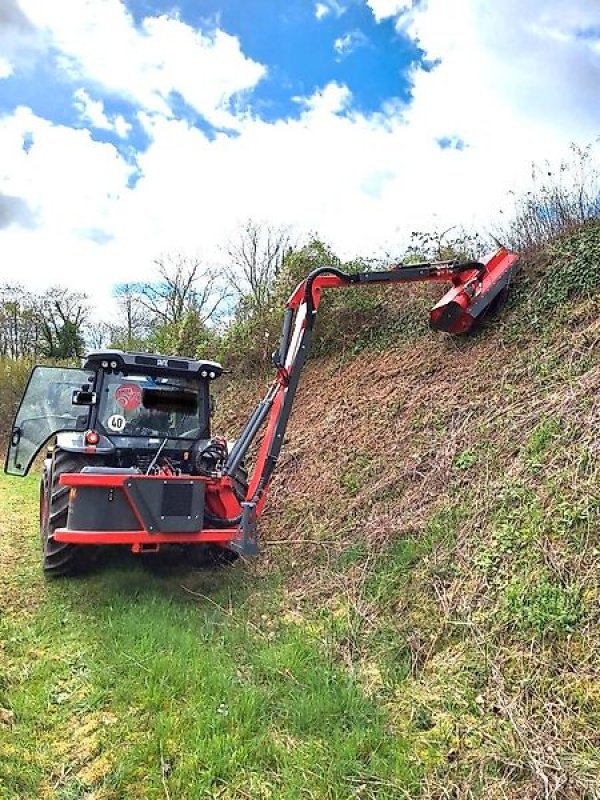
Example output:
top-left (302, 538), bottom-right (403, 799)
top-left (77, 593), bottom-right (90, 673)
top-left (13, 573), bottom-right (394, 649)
top-left (1, 217), bottom-right (599, 798)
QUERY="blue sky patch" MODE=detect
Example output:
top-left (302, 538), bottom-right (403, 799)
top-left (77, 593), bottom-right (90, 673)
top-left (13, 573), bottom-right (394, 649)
top-left (573, 25), bottom-right (600, 40)
top-left (437, 135), bottom-right (467, 151)
top-left (0, 1), bottom-right (428, 159)
top-left (126, 0), bottom-right (425, 120)
top-left (181, 0), bottom-right (424, 119)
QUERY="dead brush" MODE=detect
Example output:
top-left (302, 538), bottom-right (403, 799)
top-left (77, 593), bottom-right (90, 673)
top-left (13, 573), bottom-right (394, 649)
top-left (483, 643), bottom-right (600, 799)
top-left (205, 232), bottom-right (600, 799)
top-left (499, 143), bottom-right (600, 254)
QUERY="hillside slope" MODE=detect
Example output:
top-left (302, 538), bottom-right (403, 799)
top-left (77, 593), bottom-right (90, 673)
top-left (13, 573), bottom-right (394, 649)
top-left (216, 229), bottom-right (600, 798)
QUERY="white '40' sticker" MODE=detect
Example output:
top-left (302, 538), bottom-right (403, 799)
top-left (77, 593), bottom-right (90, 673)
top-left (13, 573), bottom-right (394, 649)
top-left (107, 414), bottom-right (126, 432)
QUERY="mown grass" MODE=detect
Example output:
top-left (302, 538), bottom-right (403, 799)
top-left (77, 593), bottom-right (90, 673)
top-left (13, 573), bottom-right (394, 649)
top-left (0, 474), bottom-right (423, 800)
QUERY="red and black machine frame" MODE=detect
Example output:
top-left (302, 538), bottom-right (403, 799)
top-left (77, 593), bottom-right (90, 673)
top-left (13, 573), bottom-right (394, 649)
top-left (52, 246), bottom-right (518, 557)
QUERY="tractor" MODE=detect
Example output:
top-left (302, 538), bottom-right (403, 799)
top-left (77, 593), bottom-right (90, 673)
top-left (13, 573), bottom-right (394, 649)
top-left (4, 247), bottom-right (518, 576)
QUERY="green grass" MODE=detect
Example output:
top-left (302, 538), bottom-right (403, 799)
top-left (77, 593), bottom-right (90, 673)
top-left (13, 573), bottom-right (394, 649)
top-left (0, 474), bottom-right (419, 800)
top-left (501, 574), bottom-right (584, 637)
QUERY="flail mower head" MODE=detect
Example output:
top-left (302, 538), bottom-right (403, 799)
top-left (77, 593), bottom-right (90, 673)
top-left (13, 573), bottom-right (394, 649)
top-left (428, 248), bottom-right (518, 333)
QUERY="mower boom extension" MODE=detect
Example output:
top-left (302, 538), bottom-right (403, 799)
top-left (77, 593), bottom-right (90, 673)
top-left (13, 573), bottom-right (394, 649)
top-left (224, 247), bottom-right (518, 519)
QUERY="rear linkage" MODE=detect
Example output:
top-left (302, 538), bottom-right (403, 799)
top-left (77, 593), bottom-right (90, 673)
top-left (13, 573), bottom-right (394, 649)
top-left (224, 247), bottom-right (519, 555)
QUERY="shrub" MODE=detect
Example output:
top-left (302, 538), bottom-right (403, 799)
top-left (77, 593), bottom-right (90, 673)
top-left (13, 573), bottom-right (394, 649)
top-left (0, 357), bottom-right (37, 450)
top-left (220, 238), bottom-right (386, 371)
top-left (0, 356), bottom-right (79, 452)
top-left (534, 222), bottom-right (600, 310)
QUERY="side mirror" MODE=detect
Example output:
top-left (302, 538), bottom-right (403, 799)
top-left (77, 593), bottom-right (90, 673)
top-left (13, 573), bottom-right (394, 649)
top-left (72, 390), bottom-right (96, 406)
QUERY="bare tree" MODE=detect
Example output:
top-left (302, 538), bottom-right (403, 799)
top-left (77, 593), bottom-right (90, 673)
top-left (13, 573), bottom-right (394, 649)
top-left (224, 220), bottom-right (293, 311)
top-left (86, 321), bottom-right (112, 350)
top-left (136, 255), bottom-right (229, 327)
top-left (111, 283), bottom-right (150, 349)
top-left (0, 284), bottom-right (90, 359)
top-left (0, 284), bottom-right (37, 358)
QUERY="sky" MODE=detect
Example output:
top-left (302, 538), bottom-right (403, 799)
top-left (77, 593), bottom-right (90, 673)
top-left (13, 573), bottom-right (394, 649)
top-left (0, 0), bottom-right (599, 321)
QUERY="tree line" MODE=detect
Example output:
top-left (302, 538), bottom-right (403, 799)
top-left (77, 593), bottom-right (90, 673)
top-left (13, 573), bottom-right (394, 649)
top-left (0, 221), bottom-right (296, 364)
top-left (3, 143), bottom-right (599, 366)
top-left (0, 284), bottom-right (87, 360)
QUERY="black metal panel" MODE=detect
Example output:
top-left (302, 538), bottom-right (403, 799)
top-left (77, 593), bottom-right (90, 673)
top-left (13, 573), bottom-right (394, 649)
top-left (162, 483), bottom-right (193, 516)
top-left (67, 487), bottom-right (141, 531)
top-left (429, 300), bottom-right (463, 331)
top-left (134, 355), bottom-right (156, 367)
top-left (83, 349), bottom-right (222, 378)
top-left (125, 477), bottom-right (205, 533)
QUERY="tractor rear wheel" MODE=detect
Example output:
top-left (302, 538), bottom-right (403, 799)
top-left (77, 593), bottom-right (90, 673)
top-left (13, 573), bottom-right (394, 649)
top-left (40, 448), bottom-right (97, 578)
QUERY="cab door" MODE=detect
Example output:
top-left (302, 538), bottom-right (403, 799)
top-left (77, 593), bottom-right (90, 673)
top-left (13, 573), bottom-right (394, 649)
top-left (4, 366), bottom-right (96, 476)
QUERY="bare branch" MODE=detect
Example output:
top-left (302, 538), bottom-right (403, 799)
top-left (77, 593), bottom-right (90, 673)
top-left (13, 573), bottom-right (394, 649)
top-left (224, 220), bottom-right (293, 311)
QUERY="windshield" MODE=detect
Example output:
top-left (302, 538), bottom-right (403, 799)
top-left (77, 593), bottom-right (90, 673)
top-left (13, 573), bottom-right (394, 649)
top-left (98, 374), bottom-right (206, 439)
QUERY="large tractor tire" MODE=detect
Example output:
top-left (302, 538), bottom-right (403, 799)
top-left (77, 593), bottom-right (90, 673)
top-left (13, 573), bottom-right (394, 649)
top-left (40, 448), bottom-right (97, 578)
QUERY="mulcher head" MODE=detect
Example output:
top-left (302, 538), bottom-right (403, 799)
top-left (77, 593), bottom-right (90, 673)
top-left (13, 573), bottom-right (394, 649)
top-left (429, 247), bottom-right (519, 334)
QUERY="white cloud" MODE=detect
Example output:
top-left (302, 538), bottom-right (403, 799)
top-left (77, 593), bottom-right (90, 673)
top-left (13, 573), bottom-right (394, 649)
top-left (401, 0), bottom-right (600, 146)
top-left (365, 0), bottom-right (412, 22)
top-left (73, 88), bottom-right (131, 138)
top-left (0, 57), bottom-right (13, 79)
top-left (294, 81), bottom-right (352, 115)
top-left (334, 30), bottom-right (368, 57)
top-left (0, 192), bottom-right (35, 228)
top-left (1, 0), bottom-right (599, 325)
top-left (0, 106), bottom-right (133, 229)
top-left (17, 0), bottom-right (266, 128)
top-left (0, 106), bottom-right (136, 307)
top-left (314, 0), bottom-right (347, 20)
top-left (0, 0), bottom-right (43, 75)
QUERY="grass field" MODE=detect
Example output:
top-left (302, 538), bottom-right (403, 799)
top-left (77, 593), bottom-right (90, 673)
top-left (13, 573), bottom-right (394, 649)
top-left (0, 474), bottom-right (420, 800)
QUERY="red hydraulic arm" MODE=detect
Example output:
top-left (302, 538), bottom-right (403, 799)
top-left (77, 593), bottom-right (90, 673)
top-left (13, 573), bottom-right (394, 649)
top-left (224, 246), bottom-right (519, 536)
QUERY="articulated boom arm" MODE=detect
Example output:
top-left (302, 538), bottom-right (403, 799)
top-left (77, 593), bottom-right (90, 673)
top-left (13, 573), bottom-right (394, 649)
top-left (224, 246), bottom-right (518, 525)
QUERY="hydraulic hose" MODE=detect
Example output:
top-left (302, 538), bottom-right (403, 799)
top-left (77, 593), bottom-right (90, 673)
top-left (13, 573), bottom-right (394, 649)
top-left (203, 509), bottom-right (242, 528)
top-left (304, 266), bottom-right (355, 324)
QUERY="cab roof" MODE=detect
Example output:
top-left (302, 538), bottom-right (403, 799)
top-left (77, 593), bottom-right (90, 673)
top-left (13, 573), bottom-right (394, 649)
top-left (83, 350), bottom-right (223, 380)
